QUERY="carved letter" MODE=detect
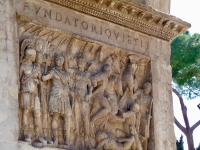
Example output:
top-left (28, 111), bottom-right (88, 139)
top-left (55, 13), bottom-right (62, 21)
top-left (64, 17), bottom-right (71, 25)
top-left (133, 38), bottom-right (139, 46)
top-left (92, 24), bottom-right (98, 34)
top-left (105, 29), bottom-right (111, 39)
top-left (34, 4), bottom-right (41, 15)
top-left (44, 9), bottom-right (51, 19)
top-left (128, 35), bottom-right (131, 44)
top-left (100, 26), bottom-right (103, 35)
top-left (114, 31), bottom-right (119, 40)
top-left (81, 21), bottom-right (88, 30)
top-left (145, 41), bottom-right (149, 50)
top-left (74, 18), bottom-right (79, 27)
top-left (23, 2), bottom-right (29, 10)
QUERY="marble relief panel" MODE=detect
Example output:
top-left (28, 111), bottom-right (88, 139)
top-left (18, 20), bottom-right (152, 150)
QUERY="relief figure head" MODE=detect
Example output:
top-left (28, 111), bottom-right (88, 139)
top-left (24, 48), bottom-right (36, 63)
top-left (102, 64), bottom-right (112, 77)
top-left (77, 56), bottom-right (87, 71)
top-left (55, 55), bottom-right (65, 68)
top-left (131, 103), bottom-right (140, 113)
top-left (36, 38), bottom-right (45, 51)
top-left (128, 62), bottom-right (138, 75)
top-left (143, 82), bottom-right (151, 95)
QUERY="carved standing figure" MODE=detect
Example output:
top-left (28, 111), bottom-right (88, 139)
top-left (20, 44), bottom-right (41, 142)
top-left (35, 51), bottom-right (53, 145)
top-left (42, 54), bottom-right (72, 146)
top-left (35, 39), bottom-right (54, 145)
top-left (72, 56), bottom-right (92, 149)
top-left (134, 82), bottom-right (152, 150)
top-left (119, 55), bottom-right (138, 110)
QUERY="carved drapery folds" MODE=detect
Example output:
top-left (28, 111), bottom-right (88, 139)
top-left (18, 21), bottom-right (152, 150)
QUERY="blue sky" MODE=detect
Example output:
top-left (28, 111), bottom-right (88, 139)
top-left (171, 0), bottom-right (200, 149)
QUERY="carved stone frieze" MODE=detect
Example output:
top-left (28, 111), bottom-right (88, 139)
top-left (44, 0), bottom-right (190, 41)
top-left (18, 20), bottom-right (153, 149)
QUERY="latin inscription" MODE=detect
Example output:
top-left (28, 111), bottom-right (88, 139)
top-left (20, 2), bottom-right (149, 53)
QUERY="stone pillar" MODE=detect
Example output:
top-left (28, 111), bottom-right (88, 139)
top-left (149, 38), bottom-right (176, 150)
top-left (0, 0), bottom-right (19, 148)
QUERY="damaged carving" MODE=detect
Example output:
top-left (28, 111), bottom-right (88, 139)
top-left (18, 22), bottom-right (152, 150)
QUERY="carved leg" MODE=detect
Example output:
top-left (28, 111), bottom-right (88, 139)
top-left (142, 139), bottom-right (148, 150)
top-left (134, 134), bottom-right (142, 150)
top-left (34, 109), bottom-right (41, 138)
top-left (64, 115), bottom-right (71, 145)
top-left (90, 95), bottom-right (111, 124)
top-left (23, 108), bottom-right (30, 142)
top-left (110, 115), bottom-right (125, 123)
top-left (121, 136), bottom-right (135, 150)
top-left (131, 138), bottom-right (136, 150)
top-left (39, 110), bottom-right (52, 144)
top-left (81, 101), bottom-right (92, 149)
top-left (74, 99), bottom-right (81, 135)
top-left (42, 111), bottom-right (48, 137)
top-left (52, 113), bottom-right (59, 145)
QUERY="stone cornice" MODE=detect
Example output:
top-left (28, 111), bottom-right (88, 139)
top-left (44, 0), bottom-right (191, 41)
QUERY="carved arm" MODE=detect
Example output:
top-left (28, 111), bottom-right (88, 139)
top-left (91, 73), bottom-right (106, 96)
top-left (85, 77), bottom-right (93, 101)
top-left (42, 73), bottom-right (53, 81)
top-left (96, 139), bottom-right (107, 150)
top-left (122, 111), bottom-right (135, 118)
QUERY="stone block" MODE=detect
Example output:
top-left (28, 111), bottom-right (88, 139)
top-left (0, 31), bottom-right (6, 39)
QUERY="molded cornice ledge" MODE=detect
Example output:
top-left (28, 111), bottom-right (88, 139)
top-left (44, 0), bottom-right (191, 41)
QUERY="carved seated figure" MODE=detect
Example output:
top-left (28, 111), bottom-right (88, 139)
top-left (95, 131), bottom-right (134, 150)
top-left (90, 64), bottom-right (112, 128)
top-left (104, 74), bottom-right (125, 123)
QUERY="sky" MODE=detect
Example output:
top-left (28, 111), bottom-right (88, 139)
top-left (170, 0), bottom-right (200, 149)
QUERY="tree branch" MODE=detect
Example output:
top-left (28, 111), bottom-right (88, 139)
top-left (191, 69), bottom-right (200, 79)
top-left (173, 88), bottom-right (191, 132)
top-left (172, 88), bottom-right (186, 112)
top-left (185, 86), bottom-right (200, 97)
top-left (174, 116), bottom-right (186, 135)
top-left (191, 120), bottom-right (200, 132)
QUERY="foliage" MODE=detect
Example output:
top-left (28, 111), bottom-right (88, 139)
top-left (176, 135), bottom-right (184, 150)
top-left (196, 144), bottom-right (200, 150)
top-left (171, 31), bottom-right (200, 99)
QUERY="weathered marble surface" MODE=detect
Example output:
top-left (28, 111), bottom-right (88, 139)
top-left (0, 0), bottom-right (19, 145)
top-left (0, 0), bottom-right (189, 150)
